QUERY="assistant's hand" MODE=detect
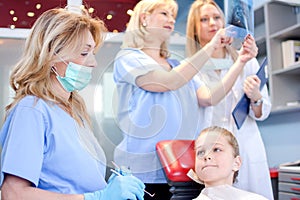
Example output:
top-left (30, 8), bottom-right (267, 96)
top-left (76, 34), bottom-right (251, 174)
top-left (244, 75), bottom-right (262, 101)
top-left (84, 175), bottom-right (145, 200)
top-left (238, 34), bottom-right (258, 63)
top-left (208, 28), bottom-right (233, 50)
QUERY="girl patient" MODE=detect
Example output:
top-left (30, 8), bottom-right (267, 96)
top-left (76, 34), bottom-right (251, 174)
top-left (191, 126), bottom-right (268, 200)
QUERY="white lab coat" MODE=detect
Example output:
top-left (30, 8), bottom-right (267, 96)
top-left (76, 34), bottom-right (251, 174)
top-left (197, 58), bottom-right (274, 200)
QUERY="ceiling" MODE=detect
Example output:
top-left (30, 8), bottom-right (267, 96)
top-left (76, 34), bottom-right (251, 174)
top-left (0, 0), bottom-right (140, 32)
top-left (0, 0), bottom-right (219, 35)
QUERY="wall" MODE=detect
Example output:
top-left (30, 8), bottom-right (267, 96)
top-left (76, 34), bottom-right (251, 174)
top-left (252, 0), bottom-right (300, 167)
top-left (253, 0), bottom-right (270, 9)
top-left (0, 39), bottom-right (24, 121)
top-left (258, 111), bottom-right (300, 167)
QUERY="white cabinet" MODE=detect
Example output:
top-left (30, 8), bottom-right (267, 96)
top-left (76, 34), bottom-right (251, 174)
top-left (254, 1), bottom-right (300, 114)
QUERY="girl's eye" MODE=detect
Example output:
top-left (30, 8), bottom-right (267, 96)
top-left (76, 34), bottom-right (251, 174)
top-left (213, 147), bottom-right (221, 152)
top-left (197, 150), bottom-right (205, 158)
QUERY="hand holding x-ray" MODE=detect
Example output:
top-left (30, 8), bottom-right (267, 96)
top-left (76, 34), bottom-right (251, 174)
top-left (225, 0), bottom-right (254, 49)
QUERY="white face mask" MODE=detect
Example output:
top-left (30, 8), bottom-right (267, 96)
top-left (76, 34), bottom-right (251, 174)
top-left (52, 61), bottom-right (92, 92)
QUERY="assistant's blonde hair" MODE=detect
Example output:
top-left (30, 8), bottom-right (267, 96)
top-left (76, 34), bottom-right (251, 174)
top-left (6, 7), bottom-right (107, 126)
top-left (186, 0), bottom-right (237, 60)
top-left (123, 0), bottom-right (178, 58)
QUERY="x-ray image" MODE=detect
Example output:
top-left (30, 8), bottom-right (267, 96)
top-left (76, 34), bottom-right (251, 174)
top-left (225, 0), bottom-right (253, 48)
top-left (230, 3), bottom-right (249, 30)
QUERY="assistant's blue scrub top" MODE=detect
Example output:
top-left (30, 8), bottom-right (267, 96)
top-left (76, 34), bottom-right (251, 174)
top-left (113, 48), bottom-right (202, 183)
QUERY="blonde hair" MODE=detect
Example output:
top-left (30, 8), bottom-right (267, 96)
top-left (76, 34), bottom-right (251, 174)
top-left (186, 0), bottom-right (237, 60)
top-left (196, 126), bottom-right (240, 183)
top-left (6, 7), bottom-right (107, 126)
top-left (122, 0), bottom-right (178, 58)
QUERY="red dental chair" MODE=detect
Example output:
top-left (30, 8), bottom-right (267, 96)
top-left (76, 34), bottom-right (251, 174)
top-left (156, 140), bottom-right (204, 200)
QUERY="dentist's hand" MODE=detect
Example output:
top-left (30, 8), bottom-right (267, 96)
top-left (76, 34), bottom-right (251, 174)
top-left (84, 175), bottom-right (145, 200)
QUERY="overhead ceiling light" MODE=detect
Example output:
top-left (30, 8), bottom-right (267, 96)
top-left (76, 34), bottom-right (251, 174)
top-left (9, 10), bottom-right (15, 15)
top-left (127, 9), bottom-right (133, 16)
top-left (36, 4), bottom-right (42, 10)
top-left (106, 14), bottom-right (113, 20)
top-left (13, 17), bottom-right (18, 22)
top-left (107, 10), bottom-right (115, 20)
top-left (10, 25), bottom-right (15, 29)
top-left (27, 12), bottom-right (35, 17)
top-left (88, 7), bottom-right (94, 13)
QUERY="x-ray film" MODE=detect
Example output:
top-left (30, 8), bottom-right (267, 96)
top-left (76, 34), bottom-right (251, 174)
top-left (225, 0), bottom-right (254, 49)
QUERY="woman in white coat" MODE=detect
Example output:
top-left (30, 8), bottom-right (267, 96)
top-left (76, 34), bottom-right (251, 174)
top-left (186, 1), bottom-right (273, 199)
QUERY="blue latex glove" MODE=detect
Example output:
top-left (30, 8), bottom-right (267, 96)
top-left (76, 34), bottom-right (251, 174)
top-left (84, 175), bottom-right (145, 200)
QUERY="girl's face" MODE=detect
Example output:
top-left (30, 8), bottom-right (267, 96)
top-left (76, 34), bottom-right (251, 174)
top-left (55, 30), bottom-right (97, 76)
top-left (197, 4), bottom-right (224, 46)
top-left (195, 131), bottom-right (241, 187)
top-left (143, 5), bottom-right (176, 41)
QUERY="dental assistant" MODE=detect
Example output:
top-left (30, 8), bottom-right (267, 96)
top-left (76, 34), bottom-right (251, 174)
top-left (0, 7), bottom-right (145, 200)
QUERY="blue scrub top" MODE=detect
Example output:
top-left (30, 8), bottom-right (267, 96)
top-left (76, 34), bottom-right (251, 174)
top-left (113, 48), bottom-right (202, 183)
top-left (0, 96), bottom-right (107, 194)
